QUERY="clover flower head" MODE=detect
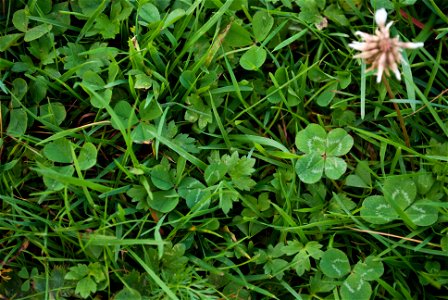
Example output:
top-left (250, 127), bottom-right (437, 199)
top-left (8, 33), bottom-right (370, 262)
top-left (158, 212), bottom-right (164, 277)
top-left (349, 8), bottom-right (424, 83)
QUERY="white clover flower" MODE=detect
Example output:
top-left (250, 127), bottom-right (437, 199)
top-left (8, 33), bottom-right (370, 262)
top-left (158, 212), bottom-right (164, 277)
top-left (349, 8), bottom-right (424, 83)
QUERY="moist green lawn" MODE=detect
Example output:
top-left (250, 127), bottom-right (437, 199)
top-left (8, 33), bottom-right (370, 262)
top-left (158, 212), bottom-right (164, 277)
top-left (1, 0), bottom-right (447, 299)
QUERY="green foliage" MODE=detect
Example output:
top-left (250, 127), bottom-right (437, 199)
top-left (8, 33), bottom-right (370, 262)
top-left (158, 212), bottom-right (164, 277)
top-left (295, 124), bottom-right (354, 183)
top-left (0, 0), bottom-right (447, 299)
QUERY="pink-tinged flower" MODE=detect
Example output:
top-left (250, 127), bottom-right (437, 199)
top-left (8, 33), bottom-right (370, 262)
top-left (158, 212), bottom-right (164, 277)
top-left (349, 8), bottom-right (424, 83)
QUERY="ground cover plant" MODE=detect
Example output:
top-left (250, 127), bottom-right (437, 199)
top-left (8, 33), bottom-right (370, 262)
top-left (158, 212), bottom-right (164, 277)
top-left (0, 0), bottom-right (447, 299)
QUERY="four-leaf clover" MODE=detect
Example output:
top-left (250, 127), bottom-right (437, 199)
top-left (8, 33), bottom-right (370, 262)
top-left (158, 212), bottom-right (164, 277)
top-left (295, 124), bottom-right (353, 184)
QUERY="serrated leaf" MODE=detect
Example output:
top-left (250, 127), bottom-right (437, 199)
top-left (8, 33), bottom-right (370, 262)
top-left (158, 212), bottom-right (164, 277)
top-left (0, 33), bottom-right (24, 52)
top-left (295, 124), bottom-right (327, 154)
top-left (76, 276), bottom-right (97, 298)
top-left (405, 199), bottom-right (439, 226)
top-left (78, 143), bottom-right (97, 170)
top-left (383, 177), bottom-right (416, 210)
top-left (295, 152), bottom-right (325, 184)
top-left (220, 190), bottom-right (238, 214)
top-left (173, 134), bottom-right (200, 154)
top-left (231, 175), bottom-right (256, 191)
top-left (65, 264), bottom-right (89, 281)
top-left (340, 273), bottom-right (372, 300)
top-left (320, 248), bottom-right (351, 278)
top-left (252, 11), bottom-right (274, 42)
top-left (361, 195), bottom-right (398, 224)
top-left (326, 128), bottom-right (353, 156)
top-left (24, 24), bottom-right (52, 42)
top-left (178, 177), bottom-right (210, 209)
top-left (240, 46), bottom-right (267, 71)
top-left (323, 4), bottom-right (349, 26)
top-left (43, 138), bottom-right (73, 163)
top-left (263, 258), bottom-right (289, 279)
top-left (204, 163), bottom-right (228, 186)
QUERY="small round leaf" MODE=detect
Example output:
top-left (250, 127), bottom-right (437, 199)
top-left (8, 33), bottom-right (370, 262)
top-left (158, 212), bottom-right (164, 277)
top-left (43, 138), bottom-right (73, 163)
top-left (150, 190), bottom-right (179, 213)
top-left (240, 46), bottom-right (267, 71)
top-left (252, 11), bottom-right (274, 42)
top-left (78, 143), bottom-right (97, 170)
top-left (319, 248), bottom-right (351, 279)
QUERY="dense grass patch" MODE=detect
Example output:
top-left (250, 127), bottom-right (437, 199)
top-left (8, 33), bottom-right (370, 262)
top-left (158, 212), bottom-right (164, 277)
top-left (1, 0), bottom-right (447, 299)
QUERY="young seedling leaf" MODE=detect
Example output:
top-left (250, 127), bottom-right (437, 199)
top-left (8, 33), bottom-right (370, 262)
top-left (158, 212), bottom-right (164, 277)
top-left (78, 143), bottom-right (97, 170)
top-left (252, 11), bottom-right (274, 42)
top-left (240, 46), bottom-right (267, 71)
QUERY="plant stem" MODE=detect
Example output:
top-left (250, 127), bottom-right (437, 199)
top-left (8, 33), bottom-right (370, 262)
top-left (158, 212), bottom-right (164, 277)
top-left (382, 76), bottom-right (411, 149)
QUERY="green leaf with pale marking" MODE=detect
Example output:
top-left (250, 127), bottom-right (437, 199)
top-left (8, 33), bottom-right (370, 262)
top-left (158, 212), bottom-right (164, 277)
top-left (295, 124), bottom-right (327, 154)
top-left (353, 256), bottom-right (384, 281)
top-left (296, 152), bottom-right (324, 184)
top-left (325, 157), bottom-right (347, 180)
top-left (340, 273), bottom-right (372, 300)
top-left (361, 195), bottom-right (398, 224)
top-left (383, 176), bottom-right (417, 209)
top-left (405, 199), bottom-right (439, 226)
top-left (319, 248), bottom-right (351, 279)
top-left (326, 128), bottom-right (354, 156)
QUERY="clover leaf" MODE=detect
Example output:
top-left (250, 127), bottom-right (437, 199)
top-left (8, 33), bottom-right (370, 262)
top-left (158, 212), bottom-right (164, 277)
top-left (295, 124), bottom-right (353, 184)
top-left (361, 176), bottom-right (439, 227)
